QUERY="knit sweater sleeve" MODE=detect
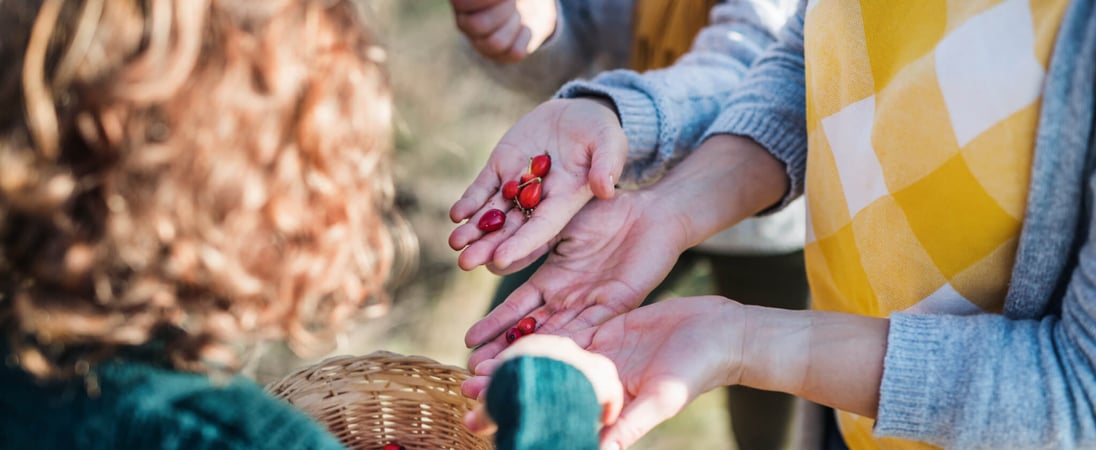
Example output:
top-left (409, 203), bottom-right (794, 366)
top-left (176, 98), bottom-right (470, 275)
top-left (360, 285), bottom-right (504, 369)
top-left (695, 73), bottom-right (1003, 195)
top-left (555, 0), bottom-right (795, 187)
top-left (486, 356), bottom-right (601, 450)
top-left (874, 1), bottom-right (1096, 447)
top-left (700, 0), bottom-right (807, 210)
top-left (117, 375), bottom-right (347, 450)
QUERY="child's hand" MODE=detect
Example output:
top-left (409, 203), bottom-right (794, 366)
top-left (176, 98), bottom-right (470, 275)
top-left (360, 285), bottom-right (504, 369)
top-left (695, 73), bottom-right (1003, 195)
top-left (448, 98), bottom-right (626, 272)
top-left (450, 0), bottom-right (558, 63)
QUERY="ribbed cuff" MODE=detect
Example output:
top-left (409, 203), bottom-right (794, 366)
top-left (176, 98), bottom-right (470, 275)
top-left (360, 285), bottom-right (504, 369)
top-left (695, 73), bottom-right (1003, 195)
top-left (701, 107), bottom-right (808, 213)
top-left (874, 313), bottom-right (941, 440)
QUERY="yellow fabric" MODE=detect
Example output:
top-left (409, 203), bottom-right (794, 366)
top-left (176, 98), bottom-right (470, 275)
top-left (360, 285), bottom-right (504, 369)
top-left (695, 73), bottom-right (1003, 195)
top-left (801, 0), bottom-right (1068, 449)
top-left (631, 0), bottom-right (720, 71)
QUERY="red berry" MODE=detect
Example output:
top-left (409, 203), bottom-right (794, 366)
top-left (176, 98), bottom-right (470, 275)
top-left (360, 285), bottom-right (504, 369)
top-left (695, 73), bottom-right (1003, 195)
top-left (502, 180), bottom-right (520, 200)
top-left (519, 172), bottom-right (537, 185)
top-left (517, 180), bottom-right (542, 210)
top-left (505, 327), bottom-right (523, 344)
top-left (383, 443), bottom-right (404, 450)
top-left (477, 209), bottom-right (506, 232)
top-left (529, 154), bottom-right (551, 178)
top-left (516, 317), bottom-right (536, 335)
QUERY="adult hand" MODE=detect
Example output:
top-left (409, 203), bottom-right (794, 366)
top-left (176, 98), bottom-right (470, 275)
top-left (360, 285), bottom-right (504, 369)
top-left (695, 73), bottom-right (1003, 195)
top-left (448, 97), bottom-right (626, 272)
top-left (450, 0), bottom-right (558, 63)
top-left (464, 189), bottom-right (690, 370)
top-left (464, 297), bottom-right (748, 450)
top-left (463, 335), bottom-right (625, 436)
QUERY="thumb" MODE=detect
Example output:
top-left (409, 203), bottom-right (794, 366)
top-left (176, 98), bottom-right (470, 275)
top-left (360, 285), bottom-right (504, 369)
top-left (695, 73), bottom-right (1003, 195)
top-left (587, 127), bottom-right (626, 200)
top-left (599, 380), bottom-right (690, 450)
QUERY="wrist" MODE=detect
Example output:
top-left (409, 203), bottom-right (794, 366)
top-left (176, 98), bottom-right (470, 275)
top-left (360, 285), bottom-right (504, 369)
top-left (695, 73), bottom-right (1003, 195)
top-left (644, 135), bottom-right (786, 248)
top-left (737, 307), bottom-right (889, 417)
top-left (736, 305), bottom-right (812, 395)
top-left (575, 95), bottom-right (621, 125)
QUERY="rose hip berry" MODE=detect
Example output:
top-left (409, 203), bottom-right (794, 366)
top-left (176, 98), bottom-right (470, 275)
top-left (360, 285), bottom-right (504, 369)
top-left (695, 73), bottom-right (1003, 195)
top-left (516, 317), bottom-right (537, 335)
top-left (529, 154), bottom-right (551, 178)
top-left (519, 172), bottom-right (538, 185)
top-left (517, 180), bottom-right (542, 210)
top-left (477, 209), bottom-right (506, 232)
top-left (502, 180), bottom-right (520, 200)
top-left (505, 327), bottom-right (523, 344)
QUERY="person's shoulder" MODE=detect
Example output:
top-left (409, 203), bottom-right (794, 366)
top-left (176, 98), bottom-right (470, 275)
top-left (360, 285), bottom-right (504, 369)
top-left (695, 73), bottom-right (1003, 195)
top-left (102, 363), bottom-right (346, 450)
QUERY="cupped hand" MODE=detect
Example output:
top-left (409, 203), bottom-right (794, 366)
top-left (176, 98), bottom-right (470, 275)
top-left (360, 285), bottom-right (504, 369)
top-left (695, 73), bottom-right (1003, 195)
top-left (448, 98), bottom-right (626, 272)
top-left (449, 0), bottom-right (558, 63)
top-left (465, 297), bottom-right (747, 450)
top-left (586, 296), bottom-right (747, 449)
top-left (464, 188), bottom-right (691, 371)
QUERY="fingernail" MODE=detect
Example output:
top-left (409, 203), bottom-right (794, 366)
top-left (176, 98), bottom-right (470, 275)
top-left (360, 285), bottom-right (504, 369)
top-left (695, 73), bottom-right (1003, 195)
top-left (601, 442), bottom-right (621, 450)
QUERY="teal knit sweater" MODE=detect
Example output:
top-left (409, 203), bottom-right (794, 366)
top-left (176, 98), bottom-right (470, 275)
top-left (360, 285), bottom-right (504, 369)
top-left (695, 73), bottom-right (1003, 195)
top-left (0, 350), bottom-right (345, 450)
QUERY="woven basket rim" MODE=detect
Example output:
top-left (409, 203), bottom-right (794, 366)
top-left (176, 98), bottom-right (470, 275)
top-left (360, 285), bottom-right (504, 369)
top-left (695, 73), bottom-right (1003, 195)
top-left (266, 350), bottom-right (493, 450)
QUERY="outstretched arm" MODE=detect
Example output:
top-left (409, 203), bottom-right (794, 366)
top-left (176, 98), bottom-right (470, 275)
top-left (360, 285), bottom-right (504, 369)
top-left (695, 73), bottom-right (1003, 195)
top-left (464, 134), bottom-right (788, 369)
top-left (449, 0), bottom-right (799, 272)
top-left (463, 296), bottom-right (889, 450)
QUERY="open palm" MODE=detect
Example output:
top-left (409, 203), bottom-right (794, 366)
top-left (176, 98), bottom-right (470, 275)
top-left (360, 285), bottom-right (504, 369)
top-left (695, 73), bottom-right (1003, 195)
top-left (463, 297), bottom-right (746, 449)
top-left (465, 189), bottom-right (690, 369)
top-left (448, 98), bottom-right (627, 272)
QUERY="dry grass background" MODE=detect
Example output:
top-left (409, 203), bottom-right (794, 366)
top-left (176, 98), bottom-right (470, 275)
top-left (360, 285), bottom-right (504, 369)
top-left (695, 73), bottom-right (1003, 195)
top-left (251, 1), bottom-right (736, 448)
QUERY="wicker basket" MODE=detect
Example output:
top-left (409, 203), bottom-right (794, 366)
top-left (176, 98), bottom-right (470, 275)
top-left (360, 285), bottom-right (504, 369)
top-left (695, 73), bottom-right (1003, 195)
top-left (266, 351), bottom-right (494, 450)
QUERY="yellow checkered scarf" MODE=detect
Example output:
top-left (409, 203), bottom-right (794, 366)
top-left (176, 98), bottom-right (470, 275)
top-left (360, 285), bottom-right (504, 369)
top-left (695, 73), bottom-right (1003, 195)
top-left (802, 0), bottom-right (1067, 448)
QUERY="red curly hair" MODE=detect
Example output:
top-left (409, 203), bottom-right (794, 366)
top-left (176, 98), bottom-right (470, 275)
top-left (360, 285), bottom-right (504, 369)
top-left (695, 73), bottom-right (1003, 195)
top-left (0, 0), bottom-right (408, 378)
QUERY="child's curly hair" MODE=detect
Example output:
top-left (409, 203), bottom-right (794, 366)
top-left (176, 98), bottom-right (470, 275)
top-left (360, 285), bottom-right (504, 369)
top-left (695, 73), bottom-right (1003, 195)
top-left (0, 0), bottom-right (408, 379)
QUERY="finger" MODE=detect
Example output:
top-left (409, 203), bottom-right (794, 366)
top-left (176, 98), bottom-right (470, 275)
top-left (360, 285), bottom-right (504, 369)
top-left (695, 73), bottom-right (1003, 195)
top-left (535, 296), bottom-right (584, 336)
top-left (463, 404), bottom-right (499, 436)
top-left (454, 0), bottom-right (515, 38)
top-left (450, 0), bottom-right (505, 13)
top-left (557, 302), bottom-right (629, 339)
top-left (599, 380), bottom-right (690, 450)
top-left (485, 242), bottom-right (549, 275)
top-left (461, 375), bottom-right (492, 399)
top-left (492, 188), bottom-right (593, 268)
top-left (450, 164), bottom-right (504, 223)
top-left (497, 26), bottom-right (532, 63)
top-left (465, 283), bottom-right (543, 348)
top-left (454, 208), bottom-right (526, 269)
top-left (587, 126), bottom-right (627, 200)
top-left (472, 357), bottom-right (505, 376)
top-left (471, 10), bottom-right (523, 59)
top-left (467, 337), bottom-right (509, 372)
top-left (448, 198), bottom-right (519, 252)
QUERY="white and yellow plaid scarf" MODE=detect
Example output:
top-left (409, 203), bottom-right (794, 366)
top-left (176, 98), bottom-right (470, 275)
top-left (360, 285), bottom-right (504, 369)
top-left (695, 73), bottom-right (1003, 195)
top-left (802, 0), bottom-right (1068, 448)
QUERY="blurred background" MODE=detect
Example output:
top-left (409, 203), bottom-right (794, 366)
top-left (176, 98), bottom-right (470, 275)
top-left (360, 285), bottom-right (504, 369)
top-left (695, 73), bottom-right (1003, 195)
top-left (250, 2), bottom-right (735, 448)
